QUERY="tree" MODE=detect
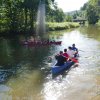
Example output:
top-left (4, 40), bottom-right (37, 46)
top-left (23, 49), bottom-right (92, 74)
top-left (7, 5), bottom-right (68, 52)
top-left (66, 15), bottom-right (72, 22)
top-left (81, 2), bottom-right (88, 10)
top-left (86, 4), bottom-right (99, 24)
top-left (89, 0), bottom-right (100, 17)
top-left (80, 0), bottom-right (100, 24)
top-left (46, 2), bottom-right (66, 22)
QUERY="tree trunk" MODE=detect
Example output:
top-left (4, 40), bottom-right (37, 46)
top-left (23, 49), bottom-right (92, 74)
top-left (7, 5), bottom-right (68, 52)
top-left (24, 7), bottom-right (28, 32)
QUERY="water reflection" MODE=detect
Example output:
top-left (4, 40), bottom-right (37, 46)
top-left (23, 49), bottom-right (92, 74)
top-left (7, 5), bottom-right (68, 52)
top-left (0, 26), bottom-right (100, 100)
top-left (79, 25), bottom-right (100, 41)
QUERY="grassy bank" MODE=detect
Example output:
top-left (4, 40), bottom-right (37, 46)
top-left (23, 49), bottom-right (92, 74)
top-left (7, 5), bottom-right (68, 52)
top-left (0, 22), bottom-right (80, 36)
top-left (46, 22), bottom-right (80, 31)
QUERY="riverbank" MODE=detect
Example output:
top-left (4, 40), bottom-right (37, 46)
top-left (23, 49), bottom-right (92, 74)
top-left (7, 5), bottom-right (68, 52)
top-left (0, 22), bottom-right (80, 36)
top-left (47, 22), bottom-right (80, 31)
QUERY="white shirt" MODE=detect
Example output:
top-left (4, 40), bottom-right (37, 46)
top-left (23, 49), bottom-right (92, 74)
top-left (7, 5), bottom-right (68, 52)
top-left (67, 50), bottom-right (75, 58)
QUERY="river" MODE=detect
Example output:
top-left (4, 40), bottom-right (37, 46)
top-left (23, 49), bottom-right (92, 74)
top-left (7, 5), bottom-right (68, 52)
top-left (0, 26), bottom-right (100, 100)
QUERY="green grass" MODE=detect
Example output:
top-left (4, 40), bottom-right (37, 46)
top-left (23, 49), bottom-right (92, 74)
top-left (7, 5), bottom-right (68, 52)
top-left (46, 22), bottom-right (80, 31)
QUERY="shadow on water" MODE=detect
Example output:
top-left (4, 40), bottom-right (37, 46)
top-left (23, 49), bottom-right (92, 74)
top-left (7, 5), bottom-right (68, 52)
top-left (0, 36), bottom-right (52, 84)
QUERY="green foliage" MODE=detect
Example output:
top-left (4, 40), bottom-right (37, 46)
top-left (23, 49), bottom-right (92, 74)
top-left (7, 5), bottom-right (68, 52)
top-left (86, 5), bottom-right (99, 24)
top-left (81, 3), bottom-right (88, 11)
top-left (89, 0), bottom-right (100, 6)
top-left (65, 10), bottom-right (87, 24)
top-left (72, 11), bottom-right (79, 19)
top-left (0, 0), bottom-right (68, 34)
top-left (89, 0), bottom-right (100, 16)
top-left (80, 0), bottom-right (100, 25)
top-left (65, 15), bottom-right (72, 22)
top-left (46, 2), bottom-right (66, 22)
top-left (46, 22), bottom-right (80, 31)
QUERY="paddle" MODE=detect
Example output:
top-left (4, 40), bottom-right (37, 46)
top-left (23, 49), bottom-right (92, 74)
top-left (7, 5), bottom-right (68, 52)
top-left (70, 58), bottom-right (78, 63)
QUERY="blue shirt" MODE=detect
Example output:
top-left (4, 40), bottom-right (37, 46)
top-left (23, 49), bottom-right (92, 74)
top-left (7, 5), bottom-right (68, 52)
top-left (72, 47), bottom-right (78, 52)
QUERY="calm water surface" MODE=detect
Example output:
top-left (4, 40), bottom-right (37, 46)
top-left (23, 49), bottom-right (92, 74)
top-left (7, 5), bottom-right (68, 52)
top-left (0, 26), bottom-right (100, 100)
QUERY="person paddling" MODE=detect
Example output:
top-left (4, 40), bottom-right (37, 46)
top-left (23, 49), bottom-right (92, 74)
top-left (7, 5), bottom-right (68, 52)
top-left (67, 46), bottom-right (78, 63)
top-left (71, 44), bottom-right (79, 57)
top-left (55, 51), bottom-right (66, 66)
top-left (67, 46), bottom-right (75, 58)
top-left (63, 49), bottom-right (69, 61)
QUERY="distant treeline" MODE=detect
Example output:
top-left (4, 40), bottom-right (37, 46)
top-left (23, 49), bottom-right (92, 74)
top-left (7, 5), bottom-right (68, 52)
top-left (66, 0), bottom-right (100, 25)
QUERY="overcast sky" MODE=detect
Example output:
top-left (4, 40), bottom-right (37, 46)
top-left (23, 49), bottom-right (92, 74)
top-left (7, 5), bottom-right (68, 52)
top-left (55, 0), bottom-right (88, 12)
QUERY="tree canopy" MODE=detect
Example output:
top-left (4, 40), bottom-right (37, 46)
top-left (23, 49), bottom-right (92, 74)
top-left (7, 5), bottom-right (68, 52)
top-left (81, 0), bottom-right (100, 24)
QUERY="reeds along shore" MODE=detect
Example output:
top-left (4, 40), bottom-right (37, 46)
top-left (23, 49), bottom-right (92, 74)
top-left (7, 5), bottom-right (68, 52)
top-left (47, 22), bottom-right (80, 31)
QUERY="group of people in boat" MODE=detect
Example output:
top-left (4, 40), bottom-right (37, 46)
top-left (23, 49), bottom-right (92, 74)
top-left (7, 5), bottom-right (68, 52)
top-left (55, 44), bottom-right (79, 66)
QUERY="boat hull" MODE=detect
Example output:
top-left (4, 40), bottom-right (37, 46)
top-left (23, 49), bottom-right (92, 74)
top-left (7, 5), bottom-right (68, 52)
top-left (51, 61), bottom-right (75, 75)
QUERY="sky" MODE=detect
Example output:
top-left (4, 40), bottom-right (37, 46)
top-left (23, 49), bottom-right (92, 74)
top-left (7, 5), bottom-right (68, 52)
top-left (55, 0), bottom-right (88, 12)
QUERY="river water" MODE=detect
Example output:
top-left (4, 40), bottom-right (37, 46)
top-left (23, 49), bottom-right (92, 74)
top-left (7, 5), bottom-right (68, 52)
top-left (0, 26), bottom-right (100, 100)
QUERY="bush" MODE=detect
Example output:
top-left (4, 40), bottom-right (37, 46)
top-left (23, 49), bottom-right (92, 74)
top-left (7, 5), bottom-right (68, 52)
top-left (46, 22), bottom-right (80, 31)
